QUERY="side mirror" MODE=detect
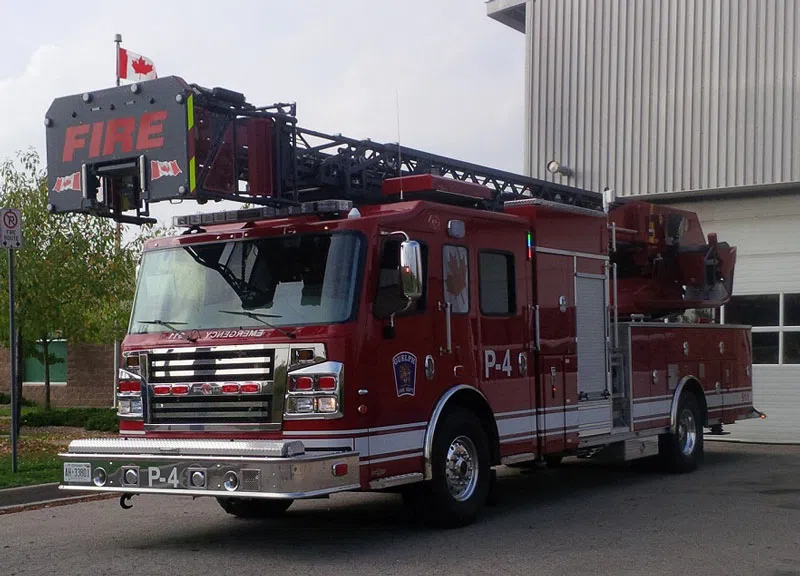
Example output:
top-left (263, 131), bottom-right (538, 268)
top-left (399, 240), bottom-right (423, 300)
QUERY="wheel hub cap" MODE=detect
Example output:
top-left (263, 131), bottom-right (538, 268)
top-left (445, 435), bottom-right (478, 502)
top-left (677, 408), bottom-right (697, 456)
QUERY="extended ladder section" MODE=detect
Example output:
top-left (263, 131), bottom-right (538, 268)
top-left (43, 75), bottom-right (603, 225)
top-left (42, 75), bottom-right (735, 319)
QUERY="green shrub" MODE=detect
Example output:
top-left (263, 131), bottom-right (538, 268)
top-left (22, 407), bottom-right (117, 431)
top-left (85, 411), bottom-right (119, 432)
top-left (0, 393), bottom-right (37, 407)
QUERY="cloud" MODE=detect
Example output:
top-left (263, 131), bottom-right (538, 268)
top-left (0, 1), bottom-right (525, 229)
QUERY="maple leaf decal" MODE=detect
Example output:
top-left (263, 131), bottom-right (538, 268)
top-left (445, 249), bottom-right (468, 304)
top-left (131, 56), bottom-right (154, 75)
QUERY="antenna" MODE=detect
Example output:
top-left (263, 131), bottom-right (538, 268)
top-left (396, 89), bottom-right (403, 201)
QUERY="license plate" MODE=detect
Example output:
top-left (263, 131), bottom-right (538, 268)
top-left (64, 463), bottom-right (92, 483)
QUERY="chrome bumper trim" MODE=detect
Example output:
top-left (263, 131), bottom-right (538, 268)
top-left (58, 484), bottom-right (362, 500)
top-left (66, 438), bottom-right (304, 458)
top-left (59, 442), bottom-right (360, 499)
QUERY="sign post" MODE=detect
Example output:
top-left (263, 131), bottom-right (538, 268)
top-left (2, 208), bottom-right (22, 473)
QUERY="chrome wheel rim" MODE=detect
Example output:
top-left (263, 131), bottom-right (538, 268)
top-left (677, 408), bottom-right (697, 456)
top-left (445, 435), bottom-right (478, 502)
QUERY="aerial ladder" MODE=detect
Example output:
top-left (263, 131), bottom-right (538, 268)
top-left (44, 75), bottom-right (734, 318)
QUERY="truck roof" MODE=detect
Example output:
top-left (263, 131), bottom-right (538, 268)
top-left (146, 200), bottom-right (529, 251)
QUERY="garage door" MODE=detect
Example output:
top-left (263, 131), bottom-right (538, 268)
top-left (673, 195), bottom-right (800, 443)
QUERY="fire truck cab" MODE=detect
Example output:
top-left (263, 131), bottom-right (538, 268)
top-left (45, 76), bottom-right (762, 527)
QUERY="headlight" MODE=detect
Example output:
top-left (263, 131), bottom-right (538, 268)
top-left (287, 397), bottom-right (315, 414)
top-left (284, 360), bottom-right (344, 419)
top-left (129, 398), bottom-right (143, 415)
top-left (317, 397), bottom-right (338, 413)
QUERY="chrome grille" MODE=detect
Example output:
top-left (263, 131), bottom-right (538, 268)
top-left (148, 346), bottom-right (274, 383)
top-left (146, 346), bottom-right (276, 426)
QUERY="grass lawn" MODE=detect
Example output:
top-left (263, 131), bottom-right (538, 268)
top-left (0, 426), bottom-right (115, 489)
top-left (0, 405), bottom-right (37, 419)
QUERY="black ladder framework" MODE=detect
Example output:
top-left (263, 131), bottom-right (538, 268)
top-left (189, 85), bottom-right (604, 211)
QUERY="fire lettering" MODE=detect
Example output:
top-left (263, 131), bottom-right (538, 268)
top-left (136, 110), bottom-right (167, 150)
top-left (102, 117), bottom-right (136, 156)
top-left (60, 111), bottom-right (169, 162)
top-left (62, 124), bottom-right (90, 162)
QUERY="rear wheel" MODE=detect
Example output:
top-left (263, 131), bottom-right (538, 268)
top-left (403, 408), bottom-right (491, 528)
top-left (659, 393), bottom-right (704, 473)
top-left (544, 454), bottom-right (564, 468)
top-left (217, 497), bottom-right (293, 519)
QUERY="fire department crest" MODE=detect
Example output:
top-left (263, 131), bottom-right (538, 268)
top-left (392, 352), bottom-right (417, 397)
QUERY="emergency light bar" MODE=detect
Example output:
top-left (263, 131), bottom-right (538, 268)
top-left (172, 199), bottom-right (354, 227)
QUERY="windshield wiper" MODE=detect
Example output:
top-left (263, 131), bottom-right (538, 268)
top-left (218, 310), bottom-right (296, 339)
top-left (137, 320), bottom-right (197, 342)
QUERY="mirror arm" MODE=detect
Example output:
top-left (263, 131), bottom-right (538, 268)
top-left (386, 230), bottom-right (410, 241)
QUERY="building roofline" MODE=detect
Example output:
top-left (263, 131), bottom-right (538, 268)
top-left (486, 0), bottom-right (526, 33)
top-left (641, 181), bottom-right (800, 204)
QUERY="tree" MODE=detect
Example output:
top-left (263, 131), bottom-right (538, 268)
top-left (0, 150), bottom-right (146, 409)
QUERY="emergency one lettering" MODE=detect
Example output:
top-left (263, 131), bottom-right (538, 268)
top-left (62, 110), bottom-right (168, 162)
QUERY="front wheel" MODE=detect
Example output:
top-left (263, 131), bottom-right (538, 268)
top-left (659, 393), bottom-right (704, 473)
top-left (216, 497), bottom-right (294, 519)
top-left (403, 408), bottom-right (491, 528)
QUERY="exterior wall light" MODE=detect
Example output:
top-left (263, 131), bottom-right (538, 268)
top-left (546, 160), bottom-right (572, 177)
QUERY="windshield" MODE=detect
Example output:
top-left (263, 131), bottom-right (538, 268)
top-left (129, 232), bottom-right (363, 334)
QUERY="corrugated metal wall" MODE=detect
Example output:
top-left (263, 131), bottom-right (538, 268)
top-left (525, 0), bottom-right (800, 196)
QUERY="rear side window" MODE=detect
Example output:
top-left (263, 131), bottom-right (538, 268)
top-left (479, 251), bottom-right (515, 315)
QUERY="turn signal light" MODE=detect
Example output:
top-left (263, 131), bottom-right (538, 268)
top-left (153, 385), bottom-right (171, 396)
top-left (118, 380), bottom-right (141, 393)
top-left (318, 376), bottom-right (337, 391)
top-left (171, 384), bottom-right (189, 395)
top-left (240, 382), bottom-right (260, 394)
top-left (293, 376), bottom-right (314, 391)
top-left (222, 383), bottom-right (240, 394)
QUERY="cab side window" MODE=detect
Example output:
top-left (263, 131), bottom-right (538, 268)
top-left (479, 251), bottom-right (516, 315)
top-left (373, 238), bottom-right (428, 318)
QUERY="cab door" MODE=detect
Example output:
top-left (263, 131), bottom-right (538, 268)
top-left (471, 229), bottom-right (534, 458)
top-left (365, 229), bottom-right (436, 478)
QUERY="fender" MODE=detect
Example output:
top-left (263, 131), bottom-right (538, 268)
top-left (423, 384), bottom-right (495, 480)
top-left (670, 375), bottom-right (705, 434)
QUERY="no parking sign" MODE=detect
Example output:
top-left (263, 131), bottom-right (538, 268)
top-left (1, 208), bottom-right (22, 248)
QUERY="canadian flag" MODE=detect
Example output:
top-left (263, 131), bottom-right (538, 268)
top-left (151, 160), bottom-right (182, 181)
top-left (118, 47), bottom-right (157, 81)
top-left (53, 171), bottom-right (82, 193)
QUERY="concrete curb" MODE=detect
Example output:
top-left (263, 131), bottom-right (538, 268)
top-left (705, 436), bottom-right (800, 446)
top-left (0, 492), bottom-right (119, 515)
top-left (0, 482), bottom-right (119, 515)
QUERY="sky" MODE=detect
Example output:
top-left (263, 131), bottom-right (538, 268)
top-left (0, 0), bottom-right (525, 230)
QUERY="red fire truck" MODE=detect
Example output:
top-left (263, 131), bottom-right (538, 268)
top-left (44, 77), bottom-right (763, 527)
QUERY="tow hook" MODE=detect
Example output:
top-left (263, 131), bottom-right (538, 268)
top-left (120, 494), bottom-right (137, 510)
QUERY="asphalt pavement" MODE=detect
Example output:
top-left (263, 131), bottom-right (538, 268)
top-left (1, 442), bottom-right (798, 576)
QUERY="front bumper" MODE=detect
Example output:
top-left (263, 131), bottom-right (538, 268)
top-left (58, 438), bottom-right (361, 499)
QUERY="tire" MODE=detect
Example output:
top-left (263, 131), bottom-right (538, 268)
top-left (544, 454), bottom-right (564, 468)
top-left (659, 393), bottom-right (704, 473)
top-left (216, 497), bottom-right (294, 519)
top-left (403, 408), bottom-right (491, 528)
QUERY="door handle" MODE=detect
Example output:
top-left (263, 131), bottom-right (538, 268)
top-left (444, 302), bottom-right (453, 354)
top-left (550, 366), bottom-right (557, 399)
